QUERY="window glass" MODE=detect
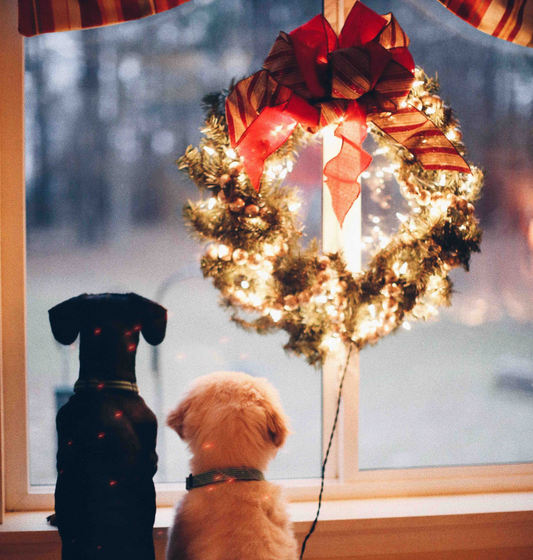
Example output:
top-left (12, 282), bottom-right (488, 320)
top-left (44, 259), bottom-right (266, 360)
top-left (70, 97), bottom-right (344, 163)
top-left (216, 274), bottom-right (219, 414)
top-left (359, 0), bottom-right (533, 469)
top-left (25, 0), bottom-right (322, 485)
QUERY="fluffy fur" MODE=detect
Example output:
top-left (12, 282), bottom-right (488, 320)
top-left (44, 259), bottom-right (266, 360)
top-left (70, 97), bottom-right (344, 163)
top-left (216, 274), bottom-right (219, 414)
top-left (166, 371), bottom-right (298, 560)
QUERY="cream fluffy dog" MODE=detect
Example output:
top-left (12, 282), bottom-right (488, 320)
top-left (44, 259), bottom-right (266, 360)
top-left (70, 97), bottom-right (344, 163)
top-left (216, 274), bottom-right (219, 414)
top-left (166, 371), bottom-right (298, 560)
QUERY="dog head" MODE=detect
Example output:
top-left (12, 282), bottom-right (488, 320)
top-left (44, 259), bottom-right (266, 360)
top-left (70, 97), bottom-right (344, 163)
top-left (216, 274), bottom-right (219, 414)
top-left (49, 293), bottom-right (167, 382)
top-left (167, 372), bottom-right (291, 473)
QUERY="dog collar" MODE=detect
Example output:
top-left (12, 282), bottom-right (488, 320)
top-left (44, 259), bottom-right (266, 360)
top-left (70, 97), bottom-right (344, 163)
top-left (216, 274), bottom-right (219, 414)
top-left (74, 379), bottom-right (139, 393)
top-left (185, 467), bottom-right (265, 490)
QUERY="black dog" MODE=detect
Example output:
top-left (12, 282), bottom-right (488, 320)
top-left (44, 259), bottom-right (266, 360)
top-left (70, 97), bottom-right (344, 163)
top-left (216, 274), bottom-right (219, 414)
top-left (49, 293), bottom-right (167, 560)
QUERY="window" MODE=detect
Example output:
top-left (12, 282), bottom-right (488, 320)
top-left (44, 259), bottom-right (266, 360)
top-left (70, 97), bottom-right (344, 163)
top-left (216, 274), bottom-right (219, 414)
top-left (2, 0), bottom-right (533, 514)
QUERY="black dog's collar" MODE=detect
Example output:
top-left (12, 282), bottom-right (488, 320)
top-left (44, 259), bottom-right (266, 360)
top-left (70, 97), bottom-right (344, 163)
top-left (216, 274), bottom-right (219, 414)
top-left (186, 467), bottom-right (265, 490)
top-left (74, 379), bottom-right (139, 393)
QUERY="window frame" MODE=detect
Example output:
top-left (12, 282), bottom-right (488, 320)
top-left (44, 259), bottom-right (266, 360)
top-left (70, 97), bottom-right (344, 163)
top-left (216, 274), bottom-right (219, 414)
top-left (1, 0), bottom-right (533, 515)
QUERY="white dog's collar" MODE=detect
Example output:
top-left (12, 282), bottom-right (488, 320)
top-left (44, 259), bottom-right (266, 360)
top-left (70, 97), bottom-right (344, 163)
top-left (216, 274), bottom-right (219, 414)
top-left (185, 467), bottom-right (265, 490)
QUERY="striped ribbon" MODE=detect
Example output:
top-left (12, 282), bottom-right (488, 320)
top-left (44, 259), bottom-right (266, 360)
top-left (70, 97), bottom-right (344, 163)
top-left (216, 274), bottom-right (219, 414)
top-left (18, 0), bottom-right (191, 37)
top-left (439, 0), bottom-right (533, 47)
top-left (226, 1), bottom-right (470, 227)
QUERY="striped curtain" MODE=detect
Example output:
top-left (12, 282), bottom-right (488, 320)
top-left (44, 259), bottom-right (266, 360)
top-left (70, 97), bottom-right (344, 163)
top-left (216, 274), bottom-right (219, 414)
top-left (18, 0), bottom-right (191, 37)
top-left (439, 0), bottom-right (533, 46)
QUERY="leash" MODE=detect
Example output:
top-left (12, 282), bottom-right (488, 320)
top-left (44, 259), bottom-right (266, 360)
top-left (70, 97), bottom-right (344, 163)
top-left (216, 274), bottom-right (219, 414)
top-left (299, 343), bottom-right (354, 559)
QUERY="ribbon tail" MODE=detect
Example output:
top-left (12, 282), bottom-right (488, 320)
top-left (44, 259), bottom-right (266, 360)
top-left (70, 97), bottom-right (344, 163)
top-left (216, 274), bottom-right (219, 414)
top-left (323, 103), bottom-right (372, 227)
top-left (369, 106), bottom-right (471, 174)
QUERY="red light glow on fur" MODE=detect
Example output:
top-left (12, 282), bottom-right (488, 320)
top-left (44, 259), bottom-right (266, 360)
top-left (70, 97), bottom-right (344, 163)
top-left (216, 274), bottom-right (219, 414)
top-left (127, 344), bottom-right (136, 352)
top-left (202, 441), bottom-right (214, 450)
top-left (114, 411), bottom-right (123, 419)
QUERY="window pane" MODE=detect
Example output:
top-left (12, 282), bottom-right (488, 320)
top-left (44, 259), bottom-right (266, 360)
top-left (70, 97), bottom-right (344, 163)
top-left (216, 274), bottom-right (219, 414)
top-left (359, 0), bottom-right (533, 469)
top-left (25, 0), bottom-right (322, 485)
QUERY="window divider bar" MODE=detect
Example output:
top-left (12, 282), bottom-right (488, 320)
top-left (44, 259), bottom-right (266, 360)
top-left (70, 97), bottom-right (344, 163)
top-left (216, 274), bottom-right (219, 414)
top-left (321, 0), bottom-right (361, 483)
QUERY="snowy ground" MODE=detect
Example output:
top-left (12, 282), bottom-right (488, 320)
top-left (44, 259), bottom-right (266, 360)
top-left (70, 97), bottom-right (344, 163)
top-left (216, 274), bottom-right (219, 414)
top-left (27, 224), bottom-right (533, 485)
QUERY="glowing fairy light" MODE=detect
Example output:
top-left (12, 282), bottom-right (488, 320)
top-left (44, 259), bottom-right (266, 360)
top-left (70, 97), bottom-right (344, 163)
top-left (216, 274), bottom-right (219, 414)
top-left (241, 280), bottom-right (250, 289)
top-left (203, 146), bottom-right (215, 156)
top-left (326, 305), bottom-right (337, 316)
top-left (402, 321), bottom-right (411, 330)
top-left (322, 335), bottom-right (340, 351)
top-left (399, 262), bottom-right (408, 275)
top-left (372, 216), bottom-right (381, 223)
top-left (361, 171), bottom-right (371, 179)
top-left (208, 198), bottom-right (217, 209)
top-left (225, 148), bottom-right (237, 158)
top-left (315, 295), bottom-right (328, 304)
top-left (368, 304), bottom-right (376, 318)
top-left (218, 245), bottom-right (230, 259)
top-left (249, 294), bottom-right (262, 307)
top-left (234, 290), bottom-right (246, 301)
top-left (270, 308), bottom-right (282, 322)
top-left (396, 213), bottom-right (407, 222)
top-left (289, 202), bottom-right (302, 212)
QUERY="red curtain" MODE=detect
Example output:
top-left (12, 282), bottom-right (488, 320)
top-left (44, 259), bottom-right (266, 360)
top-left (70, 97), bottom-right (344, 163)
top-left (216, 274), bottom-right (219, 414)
top-left (438, 0), bottom-right (533, 46)
top-left (18, 0), bottom-right (191, 37)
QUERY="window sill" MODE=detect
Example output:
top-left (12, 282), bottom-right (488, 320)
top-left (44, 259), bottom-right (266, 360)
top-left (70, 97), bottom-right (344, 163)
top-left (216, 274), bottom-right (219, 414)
top-left (1, 492), bottom-right (532, 558)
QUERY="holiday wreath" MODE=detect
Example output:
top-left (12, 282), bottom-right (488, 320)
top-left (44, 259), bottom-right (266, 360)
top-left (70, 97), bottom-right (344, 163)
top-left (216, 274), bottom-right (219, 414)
top-left (178, 2), bottom-right (483, 367)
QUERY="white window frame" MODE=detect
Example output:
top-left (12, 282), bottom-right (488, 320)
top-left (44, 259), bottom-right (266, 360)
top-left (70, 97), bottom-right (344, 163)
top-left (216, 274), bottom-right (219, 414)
top-left (1, 0), bottom-right (533, 516)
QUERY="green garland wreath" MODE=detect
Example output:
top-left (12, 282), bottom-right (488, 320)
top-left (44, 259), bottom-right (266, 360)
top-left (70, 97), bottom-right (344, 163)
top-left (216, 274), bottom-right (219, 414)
top-left (178, 68), bottom-right (483, 366)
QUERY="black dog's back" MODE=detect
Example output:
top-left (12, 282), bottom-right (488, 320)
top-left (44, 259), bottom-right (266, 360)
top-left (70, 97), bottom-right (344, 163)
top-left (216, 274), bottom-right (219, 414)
top-left (56, 391), bottom-right (157, 560)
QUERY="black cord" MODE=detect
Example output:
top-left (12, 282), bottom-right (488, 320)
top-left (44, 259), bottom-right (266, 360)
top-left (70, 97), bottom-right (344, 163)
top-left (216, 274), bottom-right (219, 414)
top-left (299, 343), bottom-right (354, 559)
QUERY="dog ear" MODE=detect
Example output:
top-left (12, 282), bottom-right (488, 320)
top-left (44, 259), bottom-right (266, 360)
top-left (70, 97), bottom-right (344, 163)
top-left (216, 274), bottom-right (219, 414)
top-left (48, 295), bottom-right (83, 345)
top-left (167, 396), bottom-right (192, 441)
top-left (264, 404), bottom-right (289, 448)
top-left (131, 294), bottom-right (167, 346)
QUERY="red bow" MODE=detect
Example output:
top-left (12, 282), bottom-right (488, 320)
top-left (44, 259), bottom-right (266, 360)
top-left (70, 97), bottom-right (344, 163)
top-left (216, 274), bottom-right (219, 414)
top-left (226, 1), bottom-right (470, 226)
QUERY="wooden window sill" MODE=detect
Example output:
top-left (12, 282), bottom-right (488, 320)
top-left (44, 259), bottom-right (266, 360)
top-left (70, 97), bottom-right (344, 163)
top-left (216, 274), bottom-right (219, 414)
top-left (1, 492), bottom-right (532, 559)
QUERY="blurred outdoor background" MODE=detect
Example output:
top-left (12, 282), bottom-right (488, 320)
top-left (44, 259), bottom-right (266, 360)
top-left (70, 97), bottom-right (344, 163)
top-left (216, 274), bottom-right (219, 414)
top-left (25, 0), bottom-right (533, 485)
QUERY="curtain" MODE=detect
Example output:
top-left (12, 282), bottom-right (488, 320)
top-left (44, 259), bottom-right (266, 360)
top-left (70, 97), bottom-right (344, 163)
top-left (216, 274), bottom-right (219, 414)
top-left (438, 0), bottom-right (533, 46)
top-left (18, 0), bottom-right (191, 37)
